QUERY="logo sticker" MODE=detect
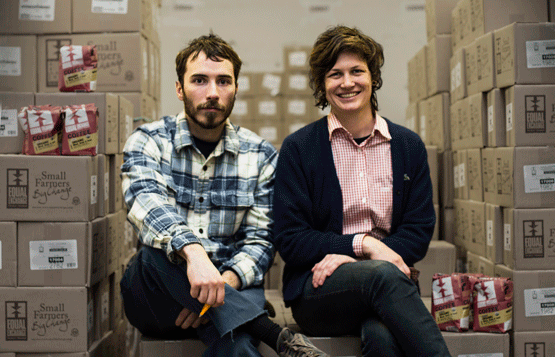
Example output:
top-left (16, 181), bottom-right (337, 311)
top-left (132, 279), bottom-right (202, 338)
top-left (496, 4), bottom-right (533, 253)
top-left (525, 95), bottom-right (546, 133)
top-left (7, 169), bottom-right (29, 209)
top-left (524, 220), bottom-right (544, 258)
top-left (6, 301), bottom-right (27, 341)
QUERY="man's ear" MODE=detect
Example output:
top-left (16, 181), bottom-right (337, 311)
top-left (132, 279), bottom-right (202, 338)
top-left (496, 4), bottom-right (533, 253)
top-left (176, 81), bottom-right (184, 101)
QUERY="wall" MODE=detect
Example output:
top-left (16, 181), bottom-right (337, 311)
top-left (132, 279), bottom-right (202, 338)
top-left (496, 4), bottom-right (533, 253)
top-left (158, 0), bottom-right (427, 126)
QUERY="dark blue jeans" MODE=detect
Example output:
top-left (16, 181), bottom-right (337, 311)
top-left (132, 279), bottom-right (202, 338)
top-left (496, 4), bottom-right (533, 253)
top-left (120, 246), bottom-right (266, 357)
top-left (290, 260), bottom-right (451, 357)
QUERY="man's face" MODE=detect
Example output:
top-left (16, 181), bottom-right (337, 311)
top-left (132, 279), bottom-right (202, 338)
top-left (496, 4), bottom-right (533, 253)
top-left (176, 51), bottom-right (237, 131)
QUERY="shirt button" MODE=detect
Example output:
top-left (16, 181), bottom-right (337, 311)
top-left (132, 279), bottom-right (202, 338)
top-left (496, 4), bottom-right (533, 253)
top-left (199, 197), bottom-right (204, 203)
top-left (362, 197), bottom-right (367, 204)
top-left (199, 228), bottom-right (204, 234)
top-left (203, 165), bottom-right (208, 171)
top-left (359, 172), bottom-right (364, 178)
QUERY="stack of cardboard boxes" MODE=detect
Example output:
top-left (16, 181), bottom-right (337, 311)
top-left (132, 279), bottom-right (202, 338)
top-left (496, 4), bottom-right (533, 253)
top-left (409, 0), bottom-right (555, 355)
top-left (230, 46), bottom-right (322, 151)
top-left (0, 0), bottom-right (162, 355)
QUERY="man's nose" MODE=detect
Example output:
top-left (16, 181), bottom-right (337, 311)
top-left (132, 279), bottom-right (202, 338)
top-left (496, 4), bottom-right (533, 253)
top-left (206, 81), bottom-right (219, 100)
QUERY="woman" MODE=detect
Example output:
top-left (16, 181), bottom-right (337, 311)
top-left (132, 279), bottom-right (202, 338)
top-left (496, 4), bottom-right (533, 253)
top-left (273, 25), bottom-right (451, 356)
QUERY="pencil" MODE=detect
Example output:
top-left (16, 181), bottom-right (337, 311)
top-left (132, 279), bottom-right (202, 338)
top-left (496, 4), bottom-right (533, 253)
top-left (199, 303), bottom-right (211, 317)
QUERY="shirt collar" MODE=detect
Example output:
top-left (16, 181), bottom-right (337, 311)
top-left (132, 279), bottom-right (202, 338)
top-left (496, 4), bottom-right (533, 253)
top-left (327, 112), bottom-right (392, 142)
top-left (174, 111), bottom-right (240, 156)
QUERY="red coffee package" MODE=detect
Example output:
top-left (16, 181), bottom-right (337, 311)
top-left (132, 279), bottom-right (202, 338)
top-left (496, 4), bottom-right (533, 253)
top-left (62, 104), bottom-right (99, 156)
top-left (58, 45), bottom-right (98, 92)
top-left (431, 273), bottom-right (473, 331)
top-left (472, 277), bottom-right (513, 333)
top-left (21, 105), bottom-right (63, 155)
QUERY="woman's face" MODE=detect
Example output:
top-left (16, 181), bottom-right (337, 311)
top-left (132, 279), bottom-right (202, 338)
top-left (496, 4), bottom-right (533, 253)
top-left (324, 52), bottom-right (372, 116)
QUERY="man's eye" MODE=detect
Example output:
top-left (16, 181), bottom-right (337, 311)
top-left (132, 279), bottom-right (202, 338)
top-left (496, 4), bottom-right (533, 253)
top-left (193, 78), bottom-right (205, 84)
top-left (218, 79), bottom-right (232, 85)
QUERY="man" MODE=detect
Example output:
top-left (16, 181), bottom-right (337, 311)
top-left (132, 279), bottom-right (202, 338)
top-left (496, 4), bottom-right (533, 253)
top-left (119, 33), bottom-right (329, 357)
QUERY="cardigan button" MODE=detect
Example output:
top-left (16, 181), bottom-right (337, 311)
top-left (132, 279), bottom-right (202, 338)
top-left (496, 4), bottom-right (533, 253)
top-left (396, 190), bottom-right (401, 195)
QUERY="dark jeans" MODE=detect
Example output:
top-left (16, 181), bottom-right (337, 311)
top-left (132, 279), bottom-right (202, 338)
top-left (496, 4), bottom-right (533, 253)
top-left (290, 260), bottom-right (451, 357)
top-left (120, 246), bottom-right (266, 357)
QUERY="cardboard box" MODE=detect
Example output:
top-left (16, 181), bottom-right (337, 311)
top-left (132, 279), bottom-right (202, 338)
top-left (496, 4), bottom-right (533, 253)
top-left (439, 150), bottom-right (454, 208)
top-left (440, 207), bottom-right (455, 243)
top-left (105, 212), bottom-right (121, 277)
top-left (454, 150), bottom-right (468, 200)
top-left (418, 99), bottom-right (429, 145)
top-left (236, 73), bottom-right (257, 97)
top-left (251, 73), bottom-right (284, 97)
top-left (495, 23), bottom-right (555, 89)
top-left (282, 96), bottom-right (315, 122)
top-left (0, 1), bottom-right (71, 35)
top-left (453, 199), bottom-right (469, 248)
top-left (38, 33), bottom-right (149, 93)
top-left (513, 331), bottom-right (555, 356)
top-left (441, 331), bottom-right (510, 356)
top-left (513, 270), bottom-right (555, 332)
top-left (426, 93), bottom-right (451, 152)
top-left (470, 0), bottom-right (548, 41)
top-left (450, 47), bottom-right (466, 103)
top-left (0, 287), bottom-right (94, 352)
top-left (466, 251), bottom-right (494, 276)
top-left (35, 93), bottom-right (120, 155)
top-left (414, 45), bottom-right (428, 102)
top-left (0, 36), bottom-right (37, 93)
top-left (119, 92), bottom-right (157, 124)
top-left (466, 92), bottom-right (487, 149)
top-left (0, 92), bottom-right (33, 154)
top-left (72, 0), bottom-right (151, 39)
top-left (466, 200), bottom-right (486, 256)
top-left (504, 85), bottom-right (555, 147)
top-left (252, 118), bottom-right (283, 147)
top-left (0, 222), bottom-right (17, 287)
top-left (228, 98), bottom-right (254, 127)
top-left (407, 54), bottom-right (418, 104)
top-left (282, 72), bottom-right (312, 96)
top-left (108, 154), bottom-right (124, 214)
top-left (17, 219), bottom-right (107, 287)
top-left (494, 263), bottom-right (513, 279)
top-left (0, 155), bottom-right (98, 221)
top-left (283, 45), bottom-right (311, 72)
top-left (414, 241), bottom-right (456, 297)
top-left (93, 277), bottom-right (110, 342)
top-left (451, 0), bottom-right (472, 52)
top-left (503, 208), bottom-right (555, 271)
top-left (481, 147), bottom-right (495, 203)
top-left (253, 96), bottom-right (283, 122)
top-left (486, 88), bottom-right (505, 147)
top-left (485, 203), bottom-right (503, 264)
top-left (426, 35), bottom-right (452, 97)
top-left (492, 146), bottom-right (555, 208)
top-left (425, 0), bottom-right (459, 41)
top-left (466, 32), bottom-right (495, 96)
top-left (427, 146), bottom-right (439, 205)
top-left (467, 148), bottom-right (483, 201)
top-left (405, 101), bottom-right (419, 135)
top-left (97, 154), bottom-right (109, 217)
top-left (450, 97), bottom-right (470, 151)
top-left (119, 96), bottom-right (134, 153)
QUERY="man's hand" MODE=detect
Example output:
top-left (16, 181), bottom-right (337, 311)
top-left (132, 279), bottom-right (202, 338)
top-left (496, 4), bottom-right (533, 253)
top-left (175, 307), bottom-right (209, 329)
top-left (180, 244), bottom-right (225, 307)
top-left (311, 254), bottom-right (357, 288)
top-left (362, 235), bottom-right (411, 277)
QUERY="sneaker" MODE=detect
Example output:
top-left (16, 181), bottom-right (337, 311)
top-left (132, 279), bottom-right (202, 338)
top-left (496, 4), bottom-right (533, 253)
top-left (276, 328), bottom-right (330, 357)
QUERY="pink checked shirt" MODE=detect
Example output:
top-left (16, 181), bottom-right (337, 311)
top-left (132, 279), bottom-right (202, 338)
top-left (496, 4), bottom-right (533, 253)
top-left (327, 112), bottom-right (393, 257)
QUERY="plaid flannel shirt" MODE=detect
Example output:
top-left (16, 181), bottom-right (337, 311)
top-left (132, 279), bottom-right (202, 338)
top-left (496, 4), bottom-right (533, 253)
top-left (121, 112), bottom-right (277, 289)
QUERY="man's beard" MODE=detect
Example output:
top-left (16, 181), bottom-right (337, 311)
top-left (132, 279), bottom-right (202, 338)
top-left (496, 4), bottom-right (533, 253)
top-left (184, 95), bottom-right (235, 130)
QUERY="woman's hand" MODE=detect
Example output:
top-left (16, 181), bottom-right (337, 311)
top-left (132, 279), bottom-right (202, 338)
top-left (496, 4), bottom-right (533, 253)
top-left (362, 235), bottom-right (411, 277)
top-left (311, 254), bottom-right (357, 288)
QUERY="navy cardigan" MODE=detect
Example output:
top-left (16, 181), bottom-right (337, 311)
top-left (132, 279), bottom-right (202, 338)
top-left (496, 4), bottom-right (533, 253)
top-left (273, 116), bottom-right (435, 305)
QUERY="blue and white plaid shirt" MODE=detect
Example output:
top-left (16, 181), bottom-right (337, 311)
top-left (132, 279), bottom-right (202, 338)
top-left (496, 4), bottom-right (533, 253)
top-left (121, 112), bottom-right (277, 288)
